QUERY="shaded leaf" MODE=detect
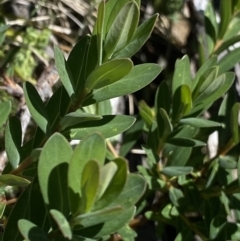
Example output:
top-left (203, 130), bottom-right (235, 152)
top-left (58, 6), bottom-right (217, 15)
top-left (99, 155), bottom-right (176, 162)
top-left (0, 174), bottom-right (30, 187)
top-left (179, 118), bottom-right (222, 128)
top-left (230, 102), bottom-right (240, 144)
top-left (161, 166), bottom-right (193, 177)
top-left (24, 82), bottom-right (49, 134)
top-left (0, 101), bottom-right (11, 127)
top-left (50, 209), bottom-right (72, 239)
top-left (209, 215), bottom-right (227, 240)
top-left (167, 138), bottom-right (205, 147)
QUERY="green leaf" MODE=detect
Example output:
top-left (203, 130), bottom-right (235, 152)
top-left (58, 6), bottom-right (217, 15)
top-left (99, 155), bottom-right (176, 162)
top-left (230, 102), bottom-right (240, 144)
top-left (169, 187), bottom-right (184, 207)
top-left (60, 111), bottom-right (102, 130)
top-left (71, 205), bottom-right (123, 228)
top-left (23, 82), bottom-right (49, 134)
top-left (85, 58), bottom-right (133, 91)
top-left (68, 132), bottom-right (106, 215)
top-left (54, 45), bottom-right (75, 99)
top-left (117, 224), bottom-right (137, 241)
top-left (66, 115), bottom-right (136, 140)
top-left (83, 64), bottom-right (162, 106)
top-left (157, 108), bottom-right (172, 140)
top-left (67, 36), bottom-right (91, 96)
top-left (0, 101), bottom-right (11, 127)
top-left (237, 156), bottom-right (240, 186)
top-left (218, 47), bottom-right (240, 74)
top-left (206, 159), bottom-right (219, 189)
top-left (0, 191), bottom-right (6, 219)
top-left (139, 101), bottom-right (154, 127)
top-left (209, 216), bottom-right (227, 240)
top-left (50, 209), bottom-right (72, 239)
top-left (219, 155), bottom-right (237, 169)
top-left (76, 207), bottom-right (136, 239)
top-left (192, 55), bottom-right (217, 90)
top-left (172, 85), bottom-right (192, 122)
top-left (114, 13), bottom-right (158, 58)
top-left (93, 157), bottom-right (128, 210)
top-left (218, 0), bottom-right (232, 39)
top-left (179, 118), bottom-right (222, 128)
top-left (5, 117), bottom-right (22, 169)
top-left (161, 166), bottom-right (193, 177)
top-left (167, 138), bottom-right (205, 147)
top-left (110, 174), bottom-right (146, 209)
top-left (172, 55), bottom-right (192, 96)
top-left (80, 160), bottom-right (100, 213)
top-left (18, 219), bottom-right (49, 241)
top-left (38, 133), bottom-right (72, 216)
top-left (0, 174), bottom-right (30, 187)
top-left (104, 1), bottom-right (139, 59)
top-left (96, 1), bottom-right (105, 65)
top-left (220, 191), bottom-right (230, 215)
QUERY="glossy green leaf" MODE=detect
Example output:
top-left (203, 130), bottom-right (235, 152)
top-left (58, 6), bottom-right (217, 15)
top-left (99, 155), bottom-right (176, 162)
top-left (93, 157), bottom-right (128, 210)
top-left (50, 209), bottom-right (72, 239)
top-left (24, 82), bottom-right (49, 134)
top-left (71, 205), bottom-right (123, 228)
top-left (83, 64), bottom-right (162, 106)
top-left (54, 45), bottom-right (75, 99)
top-left (0, 174), bottom-right (30, 187)
top-left (68, 132), bottom-right (106, 215)
top-left (80, 160), bottom-right (100, 213)
top-left (96, 162), bottom-right (118, 200)
top-left (179, 118), bottom-right (222, 128)
top-left (66, 115), bottom-right (136, 140)
top-left (67, 36), bottom-right (91, 96)
top-left (5, 116), bottom-right (22, 169)
top-left (18, 219), bottom-right (49, 241)
top-left (172, 55), bottom-right (192, 96)
top-left (230, 103), bottom-right (240, 144)
top-left (210, 215), bottom-right (227, 240)
top-left (172, 85), bottom-right (192, 122)
top-left (192, 55), bottom-right (217, 90)
top-left (85, 58), bottom-right (133, 91)
top-left (114, 13), bottom-right (158, 58)
top-left (214, 35), bottom-right (240, 55)
top-left (110, 174), bottom-right (146, 209)
top-left (96, 1), bottom-right (105, 65)
top-left (104, 1), bottom-right (139, 59)
top-left (219, 155), bottom-right (237, 169)
top-left (218, 47), bottom-right (240, 74)
top-left (60, 111), bottom-right (102, 130)
top-left (161, 166), bottom-right (193, 177)
top-left (167, 137), bottom-right (205, 147)
top-left (218, 0), bottom-right (232, 39)
top-left (0, 101), bottom-right (11, 127)
top-left (38, 133), bottom-right (72, 216)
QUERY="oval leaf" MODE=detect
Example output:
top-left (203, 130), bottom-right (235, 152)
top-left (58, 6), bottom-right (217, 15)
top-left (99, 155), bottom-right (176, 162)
top-left (161, 166), bottom-right (193, 177)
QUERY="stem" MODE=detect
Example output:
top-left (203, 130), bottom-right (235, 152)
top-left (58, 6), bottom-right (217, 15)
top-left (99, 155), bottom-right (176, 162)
top-left (106, 139), bottom-right (118, 158)
top-left (10, 156), bottom-right (33, 175)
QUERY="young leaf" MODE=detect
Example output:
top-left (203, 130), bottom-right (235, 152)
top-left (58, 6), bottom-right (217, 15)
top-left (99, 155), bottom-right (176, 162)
top-left (54, 45), bottom-right (75, 99)
top-left (85, 58), bottom-right (133, 91)
top-left (66, 115), bottom-right (136, 140)
top-left (80, 160), bottom-right (100, 213)
top-left (157, 108), bottom-right (173, 140)
top-left (5, 116), bottom-right (22, 169)
top-left (93, 157), bottom-right (128, 210)
top-left (24, 82), bottom-right (49, 134)
top-left (67, 36), bottom-right (91, 96)
top-left (114, 13), bottom-right (159, 58)
top-left (0, 174), bottom-right (30, 187)
top-left (161, 166), bottom-right (193, 177)
top-left (83, 64), bottom-right (162, 106)
top-left (18, 219), bottom-right (49, 241)
top-left (172, 55), bottom-right (192, 96)
top-left (104, 1), bottom-right (139, 59)
top-left (50, 209), bottom-right (72, 239)
top-left (0, 101), bottom-right (11, 127)
top-left (68, 132), bottom-right (106, 215)
top-left (38, 133), bottom-right (72, 216)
